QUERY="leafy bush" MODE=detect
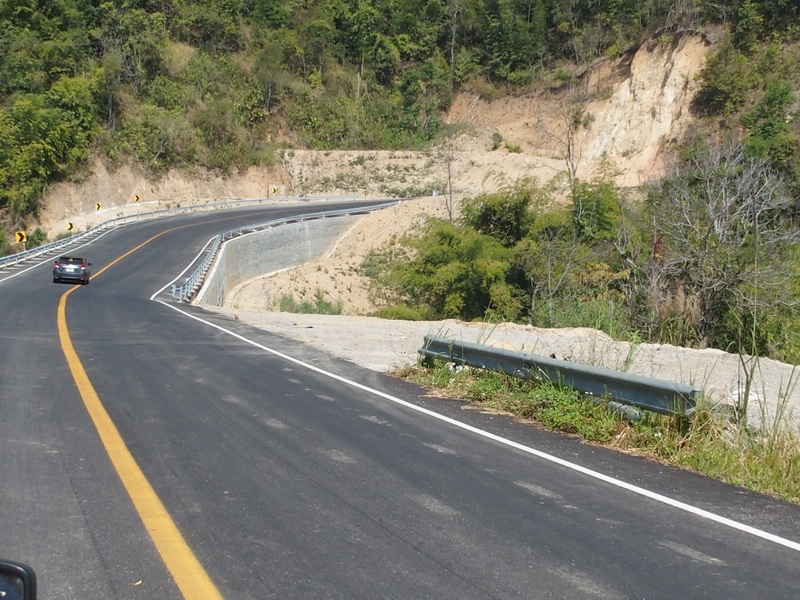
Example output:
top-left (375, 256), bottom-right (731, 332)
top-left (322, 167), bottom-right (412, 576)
top-left (742, 80), bottom-right (794, 141)
top-left (279, 289), bottom-right (342, 315)
top-left (491, 132), bottom-right (503, 150)
top-left (461, 180), bottom-right (539, 247)
top-left (693, 44), bottom-right (759, 116)
top-left (373, 305), bottom-right (429, 321)
top-left (570, 179), bottom-right (623, 242)
top-left (380, 219), bottom-right (521, 321)
top-left (25, 228), bottom-right (47, 249)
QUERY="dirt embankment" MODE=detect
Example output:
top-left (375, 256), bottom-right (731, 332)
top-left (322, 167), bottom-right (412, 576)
top-left (35, 32), bottom-right (800, 431)
top-left (38, 33), bottom-right (710, 236)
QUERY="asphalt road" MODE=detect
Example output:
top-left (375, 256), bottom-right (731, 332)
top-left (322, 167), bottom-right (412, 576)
top-left (2, 202), bottom-right (800, 599)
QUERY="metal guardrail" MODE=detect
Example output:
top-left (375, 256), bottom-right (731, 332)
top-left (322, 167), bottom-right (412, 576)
top-left (419, 335), bottom-right (700, 416)
top-left (168, 236), bottom-right (223, 302)
top-left (0, 221), bottom-right (114, 270)
top-left (0, 194), bottom-right (358, 271)
top-left (169, 201), bottom-right (399, 302)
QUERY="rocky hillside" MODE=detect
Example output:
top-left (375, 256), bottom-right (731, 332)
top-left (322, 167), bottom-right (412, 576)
top-left (227, 33), bottom-right (714, 318)
top-left (37, 32), bottom-right (711, 236)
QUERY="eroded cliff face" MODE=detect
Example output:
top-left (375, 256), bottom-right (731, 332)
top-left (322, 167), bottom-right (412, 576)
top-left (444, 32), bottom-right (710, 187)
top-left (38, 33), bottom-right (711, 235)
top-left (582, 34), bottom-right (711, 185)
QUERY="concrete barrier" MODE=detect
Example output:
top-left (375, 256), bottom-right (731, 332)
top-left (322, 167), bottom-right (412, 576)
top-left (197, 216), bottom-right (358, 307)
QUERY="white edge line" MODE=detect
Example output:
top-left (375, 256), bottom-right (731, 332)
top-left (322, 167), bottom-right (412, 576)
top-left (150, 236), bottom-right (218, 300)
top-left (155, 298), bottom-right (800, 554)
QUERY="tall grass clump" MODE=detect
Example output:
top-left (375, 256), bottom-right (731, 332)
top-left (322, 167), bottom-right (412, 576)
top-left (399, 359), bottom-right (624, 443)
top-left (398, 358), bottom-right (800, 504)
top-left (616, 404), bottom-right (800, 503)
top-left (278, 289), bottom-right (342, 315)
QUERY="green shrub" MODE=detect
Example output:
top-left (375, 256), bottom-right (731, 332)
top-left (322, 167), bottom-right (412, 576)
top-left (491, 132), bottom-right (503, 150)
top-left (25, 227), bottom-right (47, 248)
top-left (374, 304), bottom-right (428, 320)
top-left (693, 44), bottom-right (760, 116)
top-left (381, 219), bottom-right (520, 321)
top-left (279, 289), bottom-right (342, 315)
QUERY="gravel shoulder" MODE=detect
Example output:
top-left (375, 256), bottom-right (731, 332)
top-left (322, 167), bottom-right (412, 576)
top-left (202, 305), bottom-right (800, 433)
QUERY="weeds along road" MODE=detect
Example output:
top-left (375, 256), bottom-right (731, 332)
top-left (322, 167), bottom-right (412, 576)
top-left (2, 201), bottom-right (800, 599)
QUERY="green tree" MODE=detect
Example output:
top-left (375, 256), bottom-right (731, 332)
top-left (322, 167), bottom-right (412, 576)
top-left (172, 0), bottom-right (243, 52)
top-left (99, 6), bottom-right (168, 92)
top-left (461, 179), bottom-right (537, 247)
top-left (0, 0), bottom-right (100, 95)
top-left (512, 207), bottom-right (593, 326)
top-left (571, 178), bottom-right (622, 242)
top-left (734, 0), bottom-right (764, 52)
top-left (384, 219), bottom-right (520, 320)
top-left (742, 80), bottom-right (799, 179)
top-left (0, 71), bottom-right (100, 217)
top-left (693, 43), bottom-right (759, 117)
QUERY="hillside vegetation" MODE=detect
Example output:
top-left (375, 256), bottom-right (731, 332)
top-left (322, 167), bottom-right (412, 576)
top-left (2, 0), bottom-right (800, 363)
top-left (2, 1), bottom-right (799, 221)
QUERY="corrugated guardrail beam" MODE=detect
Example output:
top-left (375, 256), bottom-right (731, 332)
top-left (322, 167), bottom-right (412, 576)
top-left (419, 335), bottom-right (699, 416)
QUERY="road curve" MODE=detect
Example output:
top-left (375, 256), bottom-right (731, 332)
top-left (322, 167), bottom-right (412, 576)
top-left (2, 202), bottom-right (799, 599)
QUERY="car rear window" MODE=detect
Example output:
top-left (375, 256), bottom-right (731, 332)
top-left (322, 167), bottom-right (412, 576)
top-left (60, 257), bottom-right (84, 264)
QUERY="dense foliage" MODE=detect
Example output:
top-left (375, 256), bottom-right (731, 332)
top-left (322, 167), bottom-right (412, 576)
top-left (4, 0), bottom-right (799, 225)
top-left (370, 145), bottom-right (800, 362)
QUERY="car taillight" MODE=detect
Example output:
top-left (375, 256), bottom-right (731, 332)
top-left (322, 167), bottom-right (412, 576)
top-left (80, 264), bottom-right (86, 270)
top-left (54, 261), bottom-right (61, 267)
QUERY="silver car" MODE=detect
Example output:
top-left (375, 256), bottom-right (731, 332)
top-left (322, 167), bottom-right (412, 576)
top-left (53, 256), bottom-right (91, 285)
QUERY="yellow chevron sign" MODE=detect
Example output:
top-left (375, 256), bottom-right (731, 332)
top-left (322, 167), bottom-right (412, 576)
top-left (15, 231), bottom-right (26, 243)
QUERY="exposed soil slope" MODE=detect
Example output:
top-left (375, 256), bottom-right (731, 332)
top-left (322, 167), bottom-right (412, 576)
top-left (38, 33), bottom-right (710, 234)
top-left (33, 31), bottom-right (800, 431)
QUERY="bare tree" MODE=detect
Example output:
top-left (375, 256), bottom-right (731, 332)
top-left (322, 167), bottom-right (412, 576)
top-left (447, 0), bottom-right (462, 74)
top-left (438, 134), bottom-right (457, 222)
top-left (648, 141), bottom-right (799, 346)
top-left (535, 86), bottom-right (594, 190)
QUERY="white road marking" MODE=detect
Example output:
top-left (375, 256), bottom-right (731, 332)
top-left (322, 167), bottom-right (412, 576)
top-left (155, 299), bottom-right (800, 554)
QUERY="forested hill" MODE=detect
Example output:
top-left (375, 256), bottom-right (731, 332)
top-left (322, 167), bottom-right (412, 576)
top-left (2, 0), bottom-right (800, 244)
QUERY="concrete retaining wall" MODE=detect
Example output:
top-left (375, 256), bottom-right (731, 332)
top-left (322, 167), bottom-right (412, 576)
top-left (197, 216), bottom-right (358, 307)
